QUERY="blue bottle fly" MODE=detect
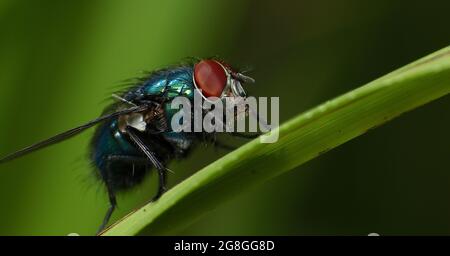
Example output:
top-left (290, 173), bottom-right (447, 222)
top-left (0, 58), bottom-right (256, 234)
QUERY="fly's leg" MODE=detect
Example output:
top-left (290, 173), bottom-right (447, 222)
top-left (207, 133), bottom-right (237, 150)
top-left (212, 133), bottom-right (259, 151)
top-left (211, 112), bottom-right (262, 140)
top-left (125, 127), bottom-right (168, 203)
top-left (97, 184), bottom-right (116, 235)
top-left (214, 140), bottom-right (237, 150)
top-left (203, 131), bottom-right (257, 150)
top-left (229, 132), bottom-right (261, 139)
top-left (97, 155), bottom-right (148, 235)
top-left (228, 105), bottom-right (270, 139)
top-left (152, 162), bottom-right (167, 202)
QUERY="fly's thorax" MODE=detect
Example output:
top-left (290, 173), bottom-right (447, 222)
top-left (139, 67), bottom-right (195, 100)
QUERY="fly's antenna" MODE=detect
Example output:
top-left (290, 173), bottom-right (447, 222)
top-left (112, 94), bottom-right (137, 107)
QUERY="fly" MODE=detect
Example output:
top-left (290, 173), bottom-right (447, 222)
top-left (0, 58), bottom-right (257, 234)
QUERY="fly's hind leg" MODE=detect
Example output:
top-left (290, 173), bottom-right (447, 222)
top-left (96, 155), bottom-right (148, 235)
top-left (97, 184), bottom-right (116, 235)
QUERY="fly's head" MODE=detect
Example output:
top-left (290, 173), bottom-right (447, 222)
top-left (193, 59), bottom-right (255, 103)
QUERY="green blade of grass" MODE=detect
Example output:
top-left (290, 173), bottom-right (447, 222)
top-left (101, 46), bottom-right (450, 236)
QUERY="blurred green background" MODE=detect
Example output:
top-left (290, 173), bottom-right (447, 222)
top-left (0, 0), bottom-right (449, 235)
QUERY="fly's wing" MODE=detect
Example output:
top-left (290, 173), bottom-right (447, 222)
top-left (0, 105), bottom-right (149, 164)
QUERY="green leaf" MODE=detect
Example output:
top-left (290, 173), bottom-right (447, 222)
top-left (101, 46), bottom-right (450, 236)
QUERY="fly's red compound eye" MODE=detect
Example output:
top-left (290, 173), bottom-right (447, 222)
top-left (194, 60), bottom-right (227, 98)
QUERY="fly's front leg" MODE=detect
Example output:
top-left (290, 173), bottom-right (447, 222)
top-left (229, 132), bottom-right (261, 139)
top-left (211, 112), bottom-right (262, 140)
top-left (125, 127), bottom-right (168, 203)
top-left (214, 139), bottom-right (237, 150)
